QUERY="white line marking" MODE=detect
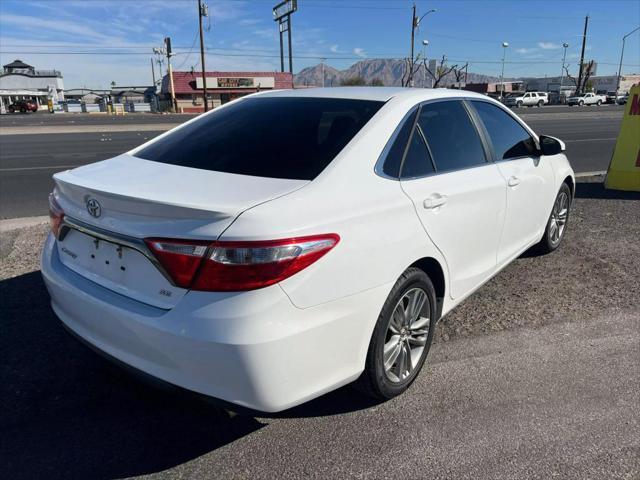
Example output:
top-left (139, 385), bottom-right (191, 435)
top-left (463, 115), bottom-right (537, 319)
top-left (564, 138), bottom-right (617, 142)
top-left (0, 164), bottom-right (81, 172)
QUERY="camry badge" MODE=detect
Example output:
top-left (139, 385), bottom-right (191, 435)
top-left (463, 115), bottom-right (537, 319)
top-left (86, 198), bottom-right (101, 218)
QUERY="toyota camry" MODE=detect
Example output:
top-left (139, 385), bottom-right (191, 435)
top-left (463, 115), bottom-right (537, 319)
top-left (41, 87), bottom-right (574, 412)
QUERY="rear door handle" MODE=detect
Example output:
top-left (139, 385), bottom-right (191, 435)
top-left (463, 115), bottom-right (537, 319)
top-left (423, 194), bottom-right (448, 209)
top-left (508, 175), bottom-right (521, 187)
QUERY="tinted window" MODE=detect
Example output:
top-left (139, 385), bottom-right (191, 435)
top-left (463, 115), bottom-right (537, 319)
top-left (401, 127), bottom-right (435, 178)
top-left (417, 101), bottom-right (487, 172)
top-left (381, 109), bottom-right (418, 178)
top-left (135, 97), bottom-right (384, 180)
top-left (471, 101), bottom-right (537, 160)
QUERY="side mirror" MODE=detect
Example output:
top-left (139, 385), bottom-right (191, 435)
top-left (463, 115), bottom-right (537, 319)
top-left (538, 135), bottom-right (565, 156)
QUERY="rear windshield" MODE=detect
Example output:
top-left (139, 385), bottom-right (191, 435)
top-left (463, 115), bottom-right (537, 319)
top-left (134, 97), bottom-right (384, 180)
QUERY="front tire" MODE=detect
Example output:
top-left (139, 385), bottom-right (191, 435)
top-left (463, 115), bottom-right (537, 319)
top-left (356, 268), bottom-right (437, 400)
top-left (517, 100), bottom-right (523, 108)
top-left (579, 100), bottom-right (584, 106)
top-left (534, 183), bottom-right (571, 254)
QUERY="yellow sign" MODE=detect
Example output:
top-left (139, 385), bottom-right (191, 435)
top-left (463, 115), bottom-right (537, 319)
top-left (605, 84), bottom-right (640, 191)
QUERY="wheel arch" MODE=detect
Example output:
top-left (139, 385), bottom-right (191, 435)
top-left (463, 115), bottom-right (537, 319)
top-left (409, 257), bottom-right (446, 320)
top-left (563, 174), bottom-right (575, 198)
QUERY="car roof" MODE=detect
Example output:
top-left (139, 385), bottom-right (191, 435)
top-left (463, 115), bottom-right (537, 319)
top-left (256, 86), bottom-right (492, 103)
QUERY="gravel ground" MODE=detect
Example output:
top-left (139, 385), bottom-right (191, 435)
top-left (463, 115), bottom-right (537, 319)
top-left (3, 181), bottom-right (638, 345)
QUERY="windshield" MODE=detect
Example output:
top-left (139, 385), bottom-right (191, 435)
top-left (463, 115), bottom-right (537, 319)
top-left (134, 96), bottom-right (384, 180)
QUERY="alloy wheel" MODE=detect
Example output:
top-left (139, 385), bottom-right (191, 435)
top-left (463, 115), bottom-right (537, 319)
top-left (549, 191), bottom-right (569, 245)
top-left (383, 288), bottom-right (430, 383)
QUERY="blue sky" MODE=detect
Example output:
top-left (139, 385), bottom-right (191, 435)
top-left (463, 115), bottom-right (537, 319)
top-left (1, 0), bottom-right (638, 88)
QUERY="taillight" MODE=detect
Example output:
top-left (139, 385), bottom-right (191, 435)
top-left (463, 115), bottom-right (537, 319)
top-left (145, 239), bottom-right (210, 288)
top-left (145, 234), bottom-right (339, 292)
top-left (48, 193), bottom-right (64, 238)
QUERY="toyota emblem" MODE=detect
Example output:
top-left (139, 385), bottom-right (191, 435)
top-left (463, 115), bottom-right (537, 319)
top-left (86, 198), bottom-right (102, 218)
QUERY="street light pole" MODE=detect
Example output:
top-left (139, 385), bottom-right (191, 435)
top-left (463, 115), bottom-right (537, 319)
top-left (499, 41), bottom-right (509, 100)
top-left (616, 26), bottom-right (640, 97)
top-left (558, 42), bottom-right (569, 104)
top-left (321, 57), bottom-right (326, 87)
top-left (422, 39), bottom-right (429, 87)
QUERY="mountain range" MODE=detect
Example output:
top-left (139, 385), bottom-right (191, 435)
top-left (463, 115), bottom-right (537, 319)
top-left (294, 59), bottom-right (501, 88)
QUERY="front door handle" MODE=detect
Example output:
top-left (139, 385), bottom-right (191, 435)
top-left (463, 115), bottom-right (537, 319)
top-left (508, 175), bottom-right (521, 187)
top-left (423, 194), bottom-right (448, 209)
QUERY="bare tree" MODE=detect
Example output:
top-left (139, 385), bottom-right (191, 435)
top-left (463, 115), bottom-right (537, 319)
top-left (424, 55), bottom-right (457, 88)
top-left (452, 62), bottom-right (469, 88)
top-left (401, 54), bottom-right (423, 87)
top-left (563, 60), bottom-right (595, 94)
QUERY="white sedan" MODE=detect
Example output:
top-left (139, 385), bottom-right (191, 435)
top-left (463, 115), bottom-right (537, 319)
top-left (41, 88), bottom-right (574, 412)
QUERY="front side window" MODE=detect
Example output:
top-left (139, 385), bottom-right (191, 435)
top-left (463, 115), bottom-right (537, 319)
top-left (417, 100), bottom-right (487, 173)
top-left (135, 97), bottom-right (384, 180)
top-left (471, 101), bottom-right (537, 160)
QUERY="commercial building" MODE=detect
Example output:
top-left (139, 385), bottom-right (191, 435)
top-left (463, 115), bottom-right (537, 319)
top-left (522, 74), bottom-right (640, 94)
top-left (0, 59), bottom-right (64, 110)
top-left (462, 81), bottom-right (525, 96)
top-left (160, 71), bottom-right (294, 112)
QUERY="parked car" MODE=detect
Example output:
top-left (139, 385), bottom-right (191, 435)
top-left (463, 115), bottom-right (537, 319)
top-left (41, 88), bottom-right (574, 412)
top-left (567, 92), bottom-right (606, 106)
top-left (7, 100), bottom-right (38, 113)
top-left (504, 91), bottom-right (549, 107)
top-left (616, 93), bottom-right (629, 105)
top-left (605, 91), bottom-right (626, 104)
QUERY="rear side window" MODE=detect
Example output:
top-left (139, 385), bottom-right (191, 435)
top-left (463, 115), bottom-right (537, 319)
top-left (417, 101), bottom-right (487, 172)
top-left (135, 97), bottom-right (384, 180)
top-left (401, 127), bottom-right (435, 178)
top-left (471, 101), bottom-right (537, 160)
top-left (380, 109), bottom-right (418, 178)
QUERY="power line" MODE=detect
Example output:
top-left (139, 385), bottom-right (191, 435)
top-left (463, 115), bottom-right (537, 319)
top-left (2, 50), bottom-right (636, 67)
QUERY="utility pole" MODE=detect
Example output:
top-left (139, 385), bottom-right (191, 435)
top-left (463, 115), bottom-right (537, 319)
top-left (198, 0), bottom-right (209, 112)
top-left (616, 26), bottom-right (640, 97)
top-left (409, 4), bottom-right (436, 87)
top-left (410, 4), bottom-right (416, 87)
top-left (321, 58), bottom-right (326, 87)
top-left (576, 15), bottom-right (589, 95)
top-left (558, 43), bottom-right (569, 103)
top-left (165, 37), bottom-right (177, 112)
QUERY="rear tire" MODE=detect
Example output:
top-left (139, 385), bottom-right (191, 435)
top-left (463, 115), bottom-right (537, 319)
top-left (537, 100), bottom-right (544, 107)
top-left (356, 268), bottom-right (437, 400)
top-left (596, 100), bottom-right (602, 106)
top-left (533, 183), bottom-right (571, 254)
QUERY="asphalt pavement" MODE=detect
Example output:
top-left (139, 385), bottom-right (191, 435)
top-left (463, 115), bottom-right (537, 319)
top-left (1, 181), bottom-right (639, 479)
top-left (0, 106), bottom-right (624, 219)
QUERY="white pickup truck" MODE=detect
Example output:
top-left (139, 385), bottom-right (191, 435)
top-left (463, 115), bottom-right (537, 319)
top-left (567, 92), bottom-right (606, 106)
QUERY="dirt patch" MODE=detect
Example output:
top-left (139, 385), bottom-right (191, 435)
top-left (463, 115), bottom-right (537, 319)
top-left (0, 224), bottom-right (49, 280)
top-left (435, 189), bottom-right (640, 342)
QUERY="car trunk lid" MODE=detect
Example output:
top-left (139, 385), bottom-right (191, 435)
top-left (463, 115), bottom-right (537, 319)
top-left (53, 154), bottom-right (308, 309)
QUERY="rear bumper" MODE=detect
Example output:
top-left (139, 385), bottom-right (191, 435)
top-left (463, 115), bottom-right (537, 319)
top-left (41, 234), bottom-right (389, 412)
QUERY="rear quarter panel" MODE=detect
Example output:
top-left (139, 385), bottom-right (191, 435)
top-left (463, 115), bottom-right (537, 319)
top-left (220, 96), bottom-right (449, 310)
